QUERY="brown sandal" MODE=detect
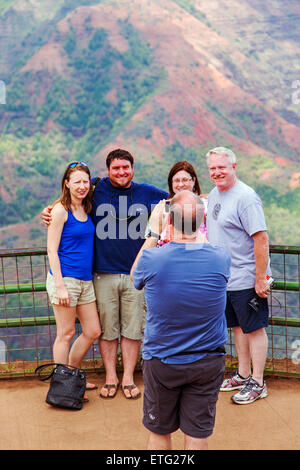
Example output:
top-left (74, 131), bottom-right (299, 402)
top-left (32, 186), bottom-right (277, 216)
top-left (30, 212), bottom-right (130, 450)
top-left (122, 384), bottom-right (141, 400)
top-left (99, 383), bottom-right (119, 399)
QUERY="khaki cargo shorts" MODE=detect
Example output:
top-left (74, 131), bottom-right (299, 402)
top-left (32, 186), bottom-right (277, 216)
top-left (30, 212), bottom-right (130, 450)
top-left (93, 273), bottom-right (146, 341)
top-left (46, 272), bottom-right (96, 307)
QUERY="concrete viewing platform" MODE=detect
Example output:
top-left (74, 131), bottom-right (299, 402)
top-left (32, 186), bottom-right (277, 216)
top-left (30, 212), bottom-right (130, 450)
top-left (1, 371), bottom-right (300, 451)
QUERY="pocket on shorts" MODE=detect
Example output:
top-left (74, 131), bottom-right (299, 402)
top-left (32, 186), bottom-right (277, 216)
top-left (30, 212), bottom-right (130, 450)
top-left (77, 280), bottom-right (96, 305)
top-left (143, 388), bottom-right (159, 426)
top-left (46, 272), bottom-right (59, 305)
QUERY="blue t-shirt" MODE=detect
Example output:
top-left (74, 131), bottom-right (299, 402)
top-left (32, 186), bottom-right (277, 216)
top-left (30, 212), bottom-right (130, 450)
top-left (133, 242), bottom-right (231, 364)
top-left (50, 210), bottom-right (95, 281)
top-left (91, 177), bottom-right (168, 274)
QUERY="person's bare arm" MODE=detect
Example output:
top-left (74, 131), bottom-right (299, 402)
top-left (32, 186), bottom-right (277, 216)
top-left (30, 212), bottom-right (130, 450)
top-left (252, 230), bottom-right (270, 298)
top-left (41, 205), bottom-right (53, 226)
top-left (146, 199), bottom-right (168, 237)
top-left (47, 204), bottom-right (70, 306)
top-left (41, 198), bottom-right (60, 226)
top-left (130, 202), bottom-right (166, 280)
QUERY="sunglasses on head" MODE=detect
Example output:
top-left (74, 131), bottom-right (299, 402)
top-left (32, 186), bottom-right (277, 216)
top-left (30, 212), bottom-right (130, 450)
top-left (68, 161), bottom-right (88, 168)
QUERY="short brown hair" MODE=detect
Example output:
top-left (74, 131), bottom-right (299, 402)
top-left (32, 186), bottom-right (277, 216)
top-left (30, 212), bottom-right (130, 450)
top-left (167, 161), bottom-right (201, 197)
top-left (106, 149), bottom-right (134, 168)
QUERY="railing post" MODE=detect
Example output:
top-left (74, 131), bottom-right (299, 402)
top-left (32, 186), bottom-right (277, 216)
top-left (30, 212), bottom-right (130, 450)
top-left (0, 246), bottom-right (299, 378)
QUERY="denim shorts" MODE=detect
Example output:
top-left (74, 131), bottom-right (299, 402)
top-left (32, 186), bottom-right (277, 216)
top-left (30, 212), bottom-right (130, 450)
top-left (93, 273), bottom-right (146, 341)
top-left (142, 354), bottom-right (225, 438)
top-left (226, 288), bottom-right (269, 333)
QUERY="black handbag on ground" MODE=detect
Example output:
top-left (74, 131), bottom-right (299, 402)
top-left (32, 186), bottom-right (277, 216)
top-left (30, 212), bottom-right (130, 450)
top-left (35, 363), bottom-right (86, 410)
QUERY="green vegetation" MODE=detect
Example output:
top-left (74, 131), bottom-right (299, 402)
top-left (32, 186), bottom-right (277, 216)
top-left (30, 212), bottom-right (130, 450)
top-left (0, 19), bottom-right (165, 228)
top-left (0, 131), bottom-right (70, 227)
top-left (264, 205), bottom-right (300, 245)
top-left (0, 3), bottom-right (299, 248)
top-left (134, 140), bottom-right (212, 194)
top-left (4, 19), bottom-right (164, 148)
top-left (0, 0), bottom-right (17, 16)
top-left (135, 141), bottom-right (300, 245)
top-left (173, 0), bottom-right (211, 27)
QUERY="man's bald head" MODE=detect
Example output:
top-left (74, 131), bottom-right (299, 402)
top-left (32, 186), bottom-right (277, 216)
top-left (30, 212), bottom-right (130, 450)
top-left (169, 190), bottom-right (205, 235)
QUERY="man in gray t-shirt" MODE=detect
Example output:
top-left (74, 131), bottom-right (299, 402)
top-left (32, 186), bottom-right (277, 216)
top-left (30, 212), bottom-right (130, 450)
top-left (206, 147), bottom-right (270, 405)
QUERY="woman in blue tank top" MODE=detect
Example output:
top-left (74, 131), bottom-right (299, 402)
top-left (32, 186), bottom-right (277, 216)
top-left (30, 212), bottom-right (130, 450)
top-left (46, 162), bottom-right (101, 399)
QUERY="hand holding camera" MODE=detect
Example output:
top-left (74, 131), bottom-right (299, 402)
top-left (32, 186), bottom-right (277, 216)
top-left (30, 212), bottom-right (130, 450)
top-left (249, 276), bottom-right (274, 312)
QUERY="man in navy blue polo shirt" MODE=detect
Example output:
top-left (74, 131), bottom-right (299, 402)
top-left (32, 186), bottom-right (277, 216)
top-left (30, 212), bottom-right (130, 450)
top-left (92, 149), bottom-right (168, 399)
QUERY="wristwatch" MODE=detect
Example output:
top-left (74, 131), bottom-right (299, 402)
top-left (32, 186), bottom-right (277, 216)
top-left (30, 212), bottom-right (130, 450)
top-left (146, 231), bottom-right (160, 239)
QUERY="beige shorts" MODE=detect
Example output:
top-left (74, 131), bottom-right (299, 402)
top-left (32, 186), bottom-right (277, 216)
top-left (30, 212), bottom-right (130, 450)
top-left (46, 272), bottom-right (96, 307)
top-left (93, 273), bottom-right (146, 341)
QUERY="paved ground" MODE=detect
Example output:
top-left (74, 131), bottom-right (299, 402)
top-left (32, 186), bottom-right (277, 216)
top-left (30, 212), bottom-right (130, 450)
top-left (1, 372), bottom-right (299, 450)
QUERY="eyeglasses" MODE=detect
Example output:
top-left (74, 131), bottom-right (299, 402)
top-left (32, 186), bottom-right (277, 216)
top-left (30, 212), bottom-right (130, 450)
top-left (68, 161), bottom-right (88, 168)
top-left (172, 177), bottom-right (193, 185)
top-left (109, 188), bottom-right (134, 221)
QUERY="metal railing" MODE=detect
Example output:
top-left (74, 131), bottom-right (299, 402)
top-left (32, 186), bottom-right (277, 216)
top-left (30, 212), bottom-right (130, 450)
top-left (0, 245), bottom-right (299, 378)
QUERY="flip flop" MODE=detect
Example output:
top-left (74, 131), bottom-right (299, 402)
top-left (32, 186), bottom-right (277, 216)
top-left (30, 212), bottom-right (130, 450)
top-left (86, 383), bottom-right (98, 390)
top-left (122, 384), bottom-right (141, 400)
top-left (99, 383), bottom-right (119, 399)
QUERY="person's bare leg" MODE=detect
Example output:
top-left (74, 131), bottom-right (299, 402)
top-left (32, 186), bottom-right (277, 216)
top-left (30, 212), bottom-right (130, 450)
top-left (68, 302), bottom-right (101, 391)
top-left (69, 302), bottom-right (101, 368)
top-left (121, 336), bottom-right (141, 398)
top-left (52, 304), bottom-right (76, 364)
top-left (184, 434), bottom-right (208, 450)
top-left (99, 338), bottom-right (119, 397)
top-left (249, 328), bottom-right (268, 386)
top-left (232, 326), bottom-right (251, 378)
top-left (148, 432), bottom-right (171, 450)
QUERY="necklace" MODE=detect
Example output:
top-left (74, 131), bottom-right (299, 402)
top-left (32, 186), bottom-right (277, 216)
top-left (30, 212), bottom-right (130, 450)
top-left (109, 186), bottom-right (134, 221)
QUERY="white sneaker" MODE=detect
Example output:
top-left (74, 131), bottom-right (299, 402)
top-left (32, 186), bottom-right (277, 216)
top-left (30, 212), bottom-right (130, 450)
top-left (231, 378), bottom-right (268, 405)
top-left (220, 372), bottom-right (250, 391)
